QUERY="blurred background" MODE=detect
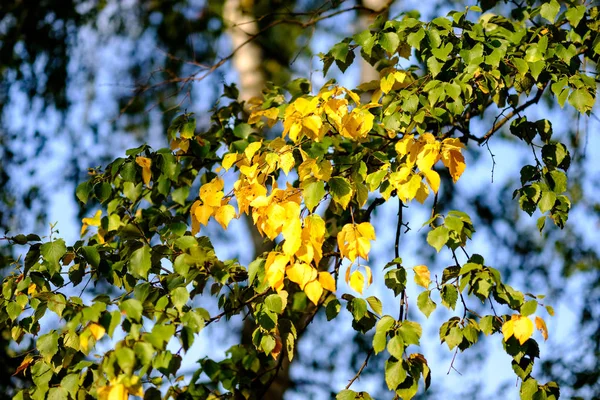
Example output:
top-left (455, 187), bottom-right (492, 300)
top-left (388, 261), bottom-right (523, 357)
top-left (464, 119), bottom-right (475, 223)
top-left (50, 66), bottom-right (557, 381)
top-left (0, 0), bottom-right (599, 398)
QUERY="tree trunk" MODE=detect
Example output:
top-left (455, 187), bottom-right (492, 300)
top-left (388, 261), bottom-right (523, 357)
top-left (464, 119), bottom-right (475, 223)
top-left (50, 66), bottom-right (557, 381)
top-left (359, 0), bottom-right (393, 84)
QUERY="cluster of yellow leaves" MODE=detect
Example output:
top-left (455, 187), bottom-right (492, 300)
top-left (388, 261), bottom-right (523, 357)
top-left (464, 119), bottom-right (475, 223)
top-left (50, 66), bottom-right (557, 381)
top-left (98, 376), bottom-right (143, 400)
top-left (250, 85), bottom-right (379, 144)
top-left (345, 265), bottom-right (373, 294)
top-left (262, 213), bottom-right (336, 304)
top-left (266, 252), bottom-right (336, 304)
top-left (190, 177), bottom-right (236, 234)
top-left (338, 222), bottom-right (376, 293)
top-left (502, 314), bottom-right (549, 344)
top-left (383, 133), bottom-right (466, 204)
top-left (81, 210), bottom-right (105, 244)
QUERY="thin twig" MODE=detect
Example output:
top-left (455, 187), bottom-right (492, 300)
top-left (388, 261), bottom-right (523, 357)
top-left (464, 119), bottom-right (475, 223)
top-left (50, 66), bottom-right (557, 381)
top-left (346, 349), bottom-right (374, 389)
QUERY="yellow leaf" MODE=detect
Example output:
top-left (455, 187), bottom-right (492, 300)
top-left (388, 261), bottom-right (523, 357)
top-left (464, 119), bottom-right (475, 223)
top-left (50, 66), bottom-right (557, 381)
top-left (106, 383), bottom-right (127, 400)
top-left (265, 253), bottom-right (289, 292)
top-left (503, 314), bottom-right (534, 344)
top-left (278, 151), bottom-right (295, 175)
top-left (286, 262), bottom-right (317, 289)
top-left (414, 181), bottom-right (430, 204)
top-left (304, 280), bottom-right (323, 305)
top-left (535, 316), bottom-right (548, 341)
top-left (222, 153), bottom-right (239, 170)
top-left (244, 141), bottom-right (262, 161)
top-left (413, 265), bottom-right (431, 288)
top-left (89, 323), bottom-right (106, 341)
top-left (135, 156), bottom-right (152, 186)
top-left (81, 210), bottom-right (102, 236)
top-left (380, 73), bottom-right (396, 94)
top-left (199, 178), bottom-right (224, 208)
top-left (364, 266), bottom-right (373, 285)
top-left (214, 204), bottom-right (236, 229)
top-left (416, 142), bottom-right (441, 172)
top-left (422, 169), bottom-right (440, 194)
top-left (190, 200), bottom-right (201, 235)
top-left (194, 203), bottom-right (214, 226)
top-left (396, 174), bottom-right (422, 203)
top-left (349, 270), bottom-right (365, 294)
top-left (318, 272), bottom-right (336, 292)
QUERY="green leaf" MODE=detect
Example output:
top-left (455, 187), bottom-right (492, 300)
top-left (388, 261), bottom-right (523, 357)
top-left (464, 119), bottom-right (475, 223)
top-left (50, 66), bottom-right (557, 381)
top-left (81, 246), bottom-right (100, 269)
top-left (233, 123), bottom-right (253, 139)
top-left (304, 181), bottom-right (326, 212)
top-left (538, 191), bottom-right (557, 214)
top-left (48, 388), bottom-right (69, 400)
top-left (76, 182), bottom-right (91, 204)
top-left (565, 5), bottom-right (586, 28)
top-left (540, 0), bottom-right (560, 23)
top-left (366, 296), bottom-right (383, 316)
top-left (116, 347), bottom-right (136, 374)
top-left (398, 321), bottom-right (422, 346)
top-left (441, 284), bottom-right (458, 310)
top-left (480, 315), bottom-right (495, 335)
top-left (41, 239), bottom-right (66, 270)
top-left (385, 359), bottom-right (406, 390)
top-left (248, 258), bottom-right (265, 287)
top-left (171, 287), bottom-right (189, 311)
top-left (329, 177), bottom-right (353, 209)
top-left (330, 42), bottom-right (350, 62)
top-left (326, 299), bottom-right (341, 321)
top-left (387, 334), bottom-right (404, 359)
top-left (336, 390), bottom-right (358, 400)
top-left (520, 300), bottom-right (538, 316)
top-left (265, 294), bottom-right (284, 314)
top-left (379, 32), bottom-right (400, 54)
top-left (427, 226), bottom-right (449, 252)
top-left (568, 88), bottom-right (594, 114)
top-left (407, 28), bottom-right (425, 50)
top-left (417, 291), bottom-right (436, 318)
top-left (373, 315), bottom-right (395, 354)
top-left (120, 299), bottom-right (143, 322)
top-left (521, 378), bottom-right (539, 400)
top-left (37, 331), bottom-right (59, 363)
top-left (130, 245), bottom-right (151, 280)
top-left (445, 326), bottom-right (463, 350)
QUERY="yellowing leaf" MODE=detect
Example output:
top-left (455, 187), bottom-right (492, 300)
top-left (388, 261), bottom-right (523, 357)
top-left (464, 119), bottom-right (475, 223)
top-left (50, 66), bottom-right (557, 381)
top-left (304, 280), bottom-right (323, 305)
top-left (441, 138), bottom-right (466, 183)
top-left (502, 314), bottom-right (534, 345)
top-left (535, 316), bottom-right (548, 341)
top-left (349, 270), bottom-right (365, 294)
top-left (318, 272), bottom-right (336, 292)
top-left (135, 156), bottom-right (152, 186)
top-left (215, 204), bottom-right (236, 229)
top-left (89, 323), bottom-right (106, 341)
top-left (413, 265), bottom-right (431, 288)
